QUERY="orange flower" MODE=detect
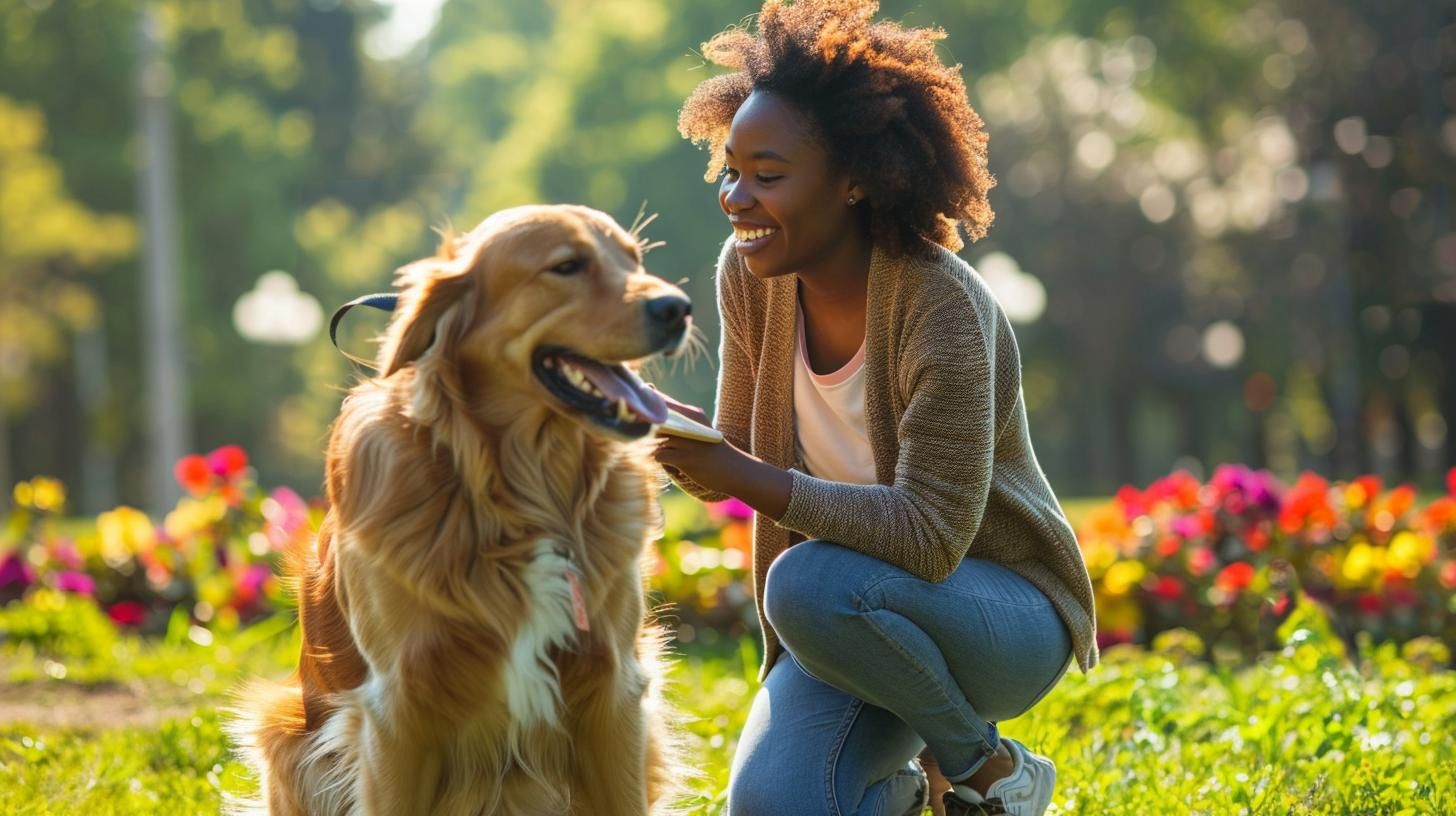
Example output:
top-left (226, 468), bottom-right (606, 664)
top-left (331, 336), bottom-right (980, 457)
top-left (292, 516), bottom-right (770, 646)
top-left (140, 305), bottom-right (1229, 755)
top-left (1214, 561), bottom-right (1255, 593)
top-left (1385, 485), bottom-right (1416, 519)
top-left (1421, 497), bottom-right (1456, 531)
top-left (174, 454), bottom-right (213, 496)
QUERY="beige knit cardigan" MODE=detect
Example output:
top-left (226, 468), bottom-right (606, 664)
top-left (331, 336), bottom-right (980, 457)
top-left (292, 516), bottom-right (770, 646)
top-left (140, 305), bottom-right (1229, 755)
top-left (669, 237), bottom-right (1099, 681)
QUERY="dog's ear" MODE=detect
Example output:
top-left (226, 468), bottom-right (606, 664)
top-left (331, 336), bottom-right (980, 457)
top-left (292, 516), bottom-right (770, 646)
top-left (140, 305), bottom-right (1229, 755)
top-left (379, 258), bottom-right (475, 377)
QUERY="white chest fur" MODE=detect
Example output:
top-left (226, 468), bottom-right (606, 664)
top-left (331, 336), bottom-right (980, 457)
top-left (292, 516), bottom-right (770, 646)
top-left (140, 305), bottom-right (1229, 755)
top-left (504, 539), bottom-right (582, 730)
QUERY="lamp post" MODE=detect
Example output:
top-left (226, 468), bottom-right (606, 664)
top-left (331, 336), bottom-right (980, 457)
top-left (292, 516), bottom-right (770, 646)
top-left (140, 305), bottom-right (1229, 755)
top-left (137, 3), bottom-right (190, 514)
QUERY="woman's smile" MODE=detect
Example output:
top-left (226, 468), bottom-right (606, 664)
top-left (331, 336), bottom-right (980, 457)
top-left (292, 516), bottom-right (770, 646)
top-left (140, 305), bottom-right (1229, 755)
top-left (732, 222), bottom-right (780, 254)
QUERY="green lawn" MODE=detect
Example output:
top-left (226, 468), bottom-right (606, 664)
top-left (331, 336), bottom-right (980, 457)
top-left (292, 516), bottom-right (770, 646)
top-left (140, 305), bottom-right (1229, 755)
top-left (0, 594), bottom-right (1452, 814)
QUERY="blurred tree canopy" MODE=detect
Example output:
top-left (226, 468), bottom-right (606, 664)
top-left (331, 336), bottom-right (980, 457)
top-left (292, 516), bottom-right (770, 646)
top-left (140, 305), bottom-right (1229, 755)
top-left (0, 0), bottom-right (1452, 511)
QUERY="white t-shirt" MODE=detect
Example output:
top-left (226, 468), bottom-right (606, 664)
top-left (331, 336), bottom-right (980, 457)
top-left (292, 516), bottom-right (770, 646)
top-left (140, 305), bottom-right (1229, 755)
top-left (792, 303), bottom-right (877, 485)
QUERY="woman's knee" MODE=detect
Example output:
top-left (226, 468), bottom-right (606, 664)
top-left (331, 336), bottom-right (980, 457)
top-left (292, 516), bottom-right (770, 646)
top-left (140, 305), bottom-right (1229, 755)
top-left (764, 540), bottom-right (889, 661)
top-left (726, 757), bottom-right (824, 816)
top-left (763, 540), bottom-right (838, 643)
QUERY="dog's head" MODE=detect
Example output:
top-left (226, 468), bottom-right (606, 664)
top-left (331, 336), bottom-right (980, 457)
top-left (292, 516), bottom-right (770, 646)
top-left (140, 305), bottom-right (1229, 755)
top-left (377, 205), bottom-right (692, 441)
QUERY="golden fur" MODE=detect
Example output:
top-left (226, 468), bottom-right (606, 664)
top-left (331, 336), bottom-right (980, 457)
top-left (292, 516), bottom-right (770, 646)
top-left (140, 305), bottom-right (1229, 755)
top-left (229, 205), bottom-right (690, 815)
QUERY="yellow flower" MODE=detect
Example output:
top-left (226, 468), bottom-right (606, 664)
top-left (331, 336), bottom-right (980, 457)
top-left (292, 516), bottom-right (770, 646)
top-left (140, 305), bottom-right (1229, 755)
top-left (1341, 540), bottom-right (1384, 587)
top-left (163, 495), bottom-right (228, 541)
top-left (1101, 560), bottom-right (1147, 597)
top-left (29, 478), bottom-right (66, 513)
top-left (97, 506), bottom-right (157, 565)
top-left (1082, 540), bottom-right (1118, 579)
top-left (12, 481), bottom-right (33, 508)
top-left (1387, 531), bottom-right (1434, 579)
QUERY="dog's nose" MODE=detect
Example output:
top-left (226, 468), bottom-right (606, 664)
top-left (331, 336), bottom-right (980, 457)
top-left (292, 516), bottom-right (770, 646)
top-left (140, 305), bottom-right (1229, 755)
top-left (645, 296), bottom-right (692, 332)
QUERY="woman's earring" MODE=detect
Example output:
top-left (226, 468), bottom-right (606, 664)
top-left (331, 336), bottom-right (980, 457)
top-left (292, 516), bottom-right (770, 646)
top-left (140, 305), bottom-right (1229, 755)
top-left (847, 195), bottom-right (857, 206)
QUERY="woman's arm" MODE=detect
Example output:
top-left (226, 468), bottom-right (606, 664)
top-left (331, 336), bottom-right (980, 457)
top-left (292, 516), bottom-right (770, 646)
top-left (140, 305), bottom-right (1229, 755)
top-left (774, 286), bottom-right (1009, 583)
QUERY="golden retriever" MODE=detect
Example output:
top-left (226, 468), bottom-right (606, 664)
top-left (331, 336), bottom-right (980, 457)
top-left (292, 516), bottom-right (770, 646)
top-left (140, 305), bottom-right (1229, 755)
top-left (229, 204), bottom-right (692, 815)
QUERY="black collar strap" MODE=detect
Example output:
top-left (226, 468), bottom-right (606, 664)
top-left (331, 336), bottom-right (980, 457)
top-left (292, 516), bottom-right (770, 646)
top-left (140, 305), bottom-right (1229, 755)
top-left (329, 292), bottom-right (398, 368)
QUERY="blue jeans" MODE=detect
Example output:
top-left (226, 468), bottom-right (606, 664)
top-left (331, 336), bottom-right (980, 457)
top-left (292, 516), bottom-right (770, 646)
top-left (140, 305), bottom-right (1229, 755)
top-left (727, 540), bottom-right (1072, 816)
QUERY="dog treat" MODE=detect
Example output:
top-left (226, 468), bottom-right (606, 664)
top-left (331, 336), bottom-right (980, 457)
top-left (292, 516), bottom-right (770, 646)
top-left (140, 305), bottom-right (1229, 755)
top-left (657, 409), bottom-right (724, 443)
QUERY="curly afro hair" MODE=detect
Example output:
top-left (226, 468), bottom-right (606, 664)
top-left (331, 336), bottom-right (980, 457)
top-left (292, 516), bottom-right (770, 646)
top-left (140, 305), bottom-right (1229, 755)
top-left (678, 0), bottom-right (995, 256)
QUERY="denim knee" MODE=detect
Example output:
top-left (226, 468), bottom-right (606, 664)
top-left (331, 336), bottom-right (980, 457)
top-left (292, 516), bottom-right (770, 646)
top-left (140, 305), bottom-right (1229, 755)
top-left (726, 757), bottom-right (822, 816)
top-left (764, 539), bottom-right (868, 662)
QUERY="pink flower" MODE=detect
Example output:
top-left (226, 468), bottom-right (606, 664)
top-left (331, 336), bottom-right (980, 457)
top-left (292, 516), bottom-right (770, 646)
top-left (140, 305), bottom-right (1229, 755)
top-left (264, 486), bottom-right (309, 549)
top-left (1447, 466), bottom-right (1456, 497)
top-left (209, 445), bottom-right (249, 480)
top-left (55, 571), bottom-right (95, 596)
top-left (713, 498), bottom-right (754, 521)
top-left (1188, 547), bottom-right (1216, 577)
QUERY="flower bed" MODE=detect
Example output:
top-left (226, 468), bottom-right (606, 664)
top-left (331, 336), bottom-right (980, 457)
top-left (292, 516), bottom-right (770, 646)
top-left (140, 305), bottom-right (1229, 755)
top-left (1081, 465), bottom-right (1456, 661)
top-left (5, 449), bottom-right (1454, 666)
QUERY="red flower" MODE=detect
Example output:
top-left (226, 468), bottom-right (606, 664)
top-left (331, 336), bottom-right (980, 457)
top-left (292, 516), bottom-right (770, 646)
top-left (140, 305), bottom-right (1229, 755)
top-left (1245, 526), bottom-right (1269, 553)
top-left (1356, 593), bottom-right (1384, 614)
top-left (1270, 593), bottom-right (1291, 616)
top-left (1116, 485), bottom-right (1145, 520)
top-left (107, 601), bottom-right (148, 627)
top-left (174, 454), bottom-right (213, 496)
top-left (1148, 575), bottom-right (1185, 601)
top-left (1387, 585), bottom-right (1419, 608)
top-left (1352, 475), bottom-right (1382, 506)
top-left (208, 445), bottom-right (249, 480)
top-left (1214, 561), bottom-right (1255, 593)
top-left (1156, 536), bottom-right (1181, 558)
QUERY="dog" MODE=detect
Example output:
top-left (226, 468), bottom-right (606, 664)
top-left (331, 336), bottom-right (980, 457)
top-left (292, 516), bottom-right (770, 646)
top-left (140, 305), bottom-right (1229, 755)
top-left (229, 204), bottom-right (693, 815)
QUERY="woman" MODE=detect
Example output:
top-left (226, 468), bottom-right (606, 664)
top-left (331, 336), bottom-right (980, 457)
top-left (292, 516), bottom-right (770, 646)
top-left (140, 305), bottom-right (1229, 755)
top-left (654, 2), bottom-right (1098, 814)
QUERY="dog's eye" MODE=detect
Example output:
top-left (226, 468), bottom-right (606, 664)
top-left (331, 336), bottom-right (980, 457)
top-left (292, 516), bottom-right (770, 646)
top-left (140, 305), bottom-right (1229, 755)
top-left (547, 258), bottom-right (586, 276)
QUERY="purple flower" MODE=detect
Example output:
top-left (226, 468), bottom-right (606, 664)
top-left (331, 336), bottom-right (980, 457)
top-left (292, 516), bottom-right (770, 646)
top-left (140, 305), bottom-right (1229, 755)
top-left (0, 554), bottom-right (35, 589)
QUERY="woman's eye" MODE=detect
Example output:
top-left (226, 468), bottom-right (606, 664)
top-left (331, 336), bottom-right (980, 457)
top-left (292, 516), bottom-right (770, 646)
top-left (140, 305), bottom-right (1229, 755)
top-left (722, 168), bottom-right (740, 181)
top-left (757, 174), bottom-right (782, 183)
top-left (548, 258), bottom-right (585, 276)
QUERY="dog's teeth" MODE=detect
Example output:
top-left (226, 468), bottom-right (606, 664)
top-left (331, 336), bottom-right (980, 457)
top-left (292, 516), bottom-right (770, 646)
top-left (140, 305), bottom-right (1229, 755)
top-left (616, 399), bottom-right (631, 422)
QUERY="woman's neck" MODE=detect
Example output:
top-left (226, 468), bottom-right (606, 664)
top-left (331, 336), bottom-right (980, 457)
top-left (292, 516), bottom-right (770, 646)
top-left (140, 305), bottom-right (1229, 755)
top-left (793, 228), bottom-right (872, 314)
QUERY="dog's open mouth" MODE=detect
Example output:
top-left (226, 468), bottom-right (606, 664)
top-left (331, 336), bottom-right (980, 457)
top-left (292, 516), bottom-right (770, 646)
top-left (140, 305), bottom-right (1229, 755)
top-left (532, 347), bottom-right (670, 438)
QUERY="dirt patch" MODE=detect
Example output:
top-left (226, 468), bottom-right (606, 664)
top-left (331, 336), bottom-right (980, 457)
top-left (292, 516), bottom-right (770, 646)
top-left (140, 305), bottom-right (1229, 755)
top-left (0, 682), bottom-right (200, 729)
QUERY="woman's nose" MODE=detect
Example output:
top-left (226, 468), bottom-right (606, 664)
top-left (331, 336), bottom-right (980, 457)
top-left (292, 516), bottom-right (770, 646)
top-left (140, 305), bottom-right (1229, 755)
top-left (721, 178), bottom-right (752, 212)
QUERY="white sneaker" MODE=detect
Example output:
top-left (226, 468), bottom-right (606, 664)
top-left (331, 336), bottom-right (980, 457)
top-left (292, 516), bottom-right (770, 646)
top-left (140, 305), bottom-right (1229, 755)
top-left (942, 738), bottom-right (1055, 816)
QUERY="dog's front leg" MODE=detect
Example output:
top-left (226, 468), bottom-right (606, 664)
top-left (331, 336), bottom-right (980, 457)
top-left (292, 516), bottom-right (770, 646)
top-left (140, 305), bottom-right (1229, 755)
top-left (568, 659), bottom-right (652, 816)
top-left (355, 703), bottom-right (444, 816)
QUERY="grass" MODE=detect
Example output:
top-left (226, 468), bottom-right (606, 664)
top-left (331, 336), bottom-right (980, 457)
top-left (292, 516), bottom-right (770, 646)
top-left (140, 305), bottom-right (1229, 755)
top-left (0, 594), bottom-right (1453, 814)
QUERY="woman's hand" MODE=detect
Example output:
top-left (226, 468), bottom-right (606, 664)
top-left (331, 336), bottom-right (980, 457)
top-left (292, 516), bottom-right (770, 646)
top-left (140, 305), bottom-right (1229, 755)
top-left (653, 436), bottom-right (748, 497)
top-left (654, 435), bottom-right (793, 520)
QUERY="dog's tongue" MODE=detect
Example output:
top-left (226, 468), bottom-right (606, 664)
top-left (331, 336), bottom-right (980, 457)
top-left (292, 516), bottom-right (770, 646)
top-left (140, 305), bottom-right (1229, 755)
top-left (576, 360), bottom-right (669, 424)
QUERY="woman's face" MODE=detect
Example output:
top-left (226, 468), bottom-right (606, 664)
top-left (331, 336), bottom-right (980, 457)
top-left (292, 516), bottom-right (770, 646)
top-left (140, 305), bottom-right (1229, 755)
top-left (718, 90), bottom-right (862, 279)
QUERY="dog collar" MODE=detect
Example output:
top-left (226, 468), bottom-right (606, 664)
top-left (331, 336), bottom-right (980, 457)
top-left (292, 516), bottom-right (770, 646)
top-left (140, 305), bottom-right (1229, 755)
top-left (329, 292), bottom-right (398, 367)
